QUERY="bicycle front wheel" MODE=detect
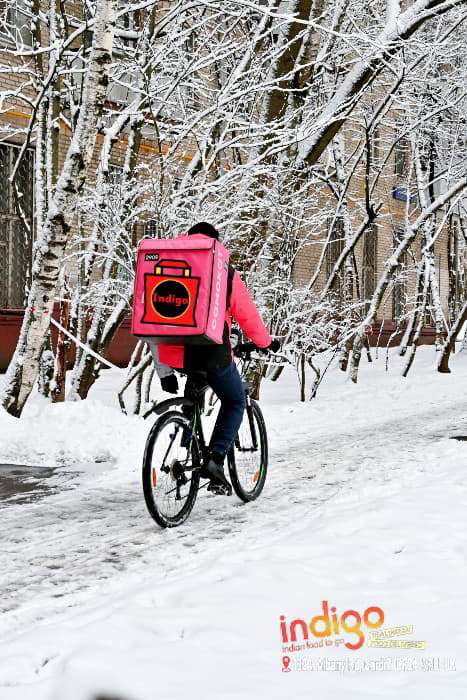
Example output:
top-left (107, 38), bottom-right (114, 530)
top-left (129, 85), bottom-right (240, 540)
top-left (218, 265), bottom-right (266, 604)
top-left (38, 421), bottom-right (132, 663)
top-left (142, 410), bottom-right (200, 528)
top-left (228, 399), bottom-right (268, 502)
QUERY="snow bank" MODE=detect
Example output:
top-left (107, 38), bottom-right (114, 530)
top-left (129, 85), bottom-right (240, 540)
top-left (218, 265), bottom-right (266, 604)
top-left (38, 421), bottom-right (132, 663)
top-left (0, 397), bottom-right (146, 468)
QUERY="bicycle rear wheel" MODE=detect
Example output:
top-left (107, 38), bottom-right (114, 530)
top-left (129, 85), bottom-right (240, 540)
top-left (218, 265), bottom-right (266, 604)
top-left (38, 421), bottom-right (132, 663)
top-left (228, 399), bottom-right (268, 502)
top-left (142, 410), bottom-right (200, 528)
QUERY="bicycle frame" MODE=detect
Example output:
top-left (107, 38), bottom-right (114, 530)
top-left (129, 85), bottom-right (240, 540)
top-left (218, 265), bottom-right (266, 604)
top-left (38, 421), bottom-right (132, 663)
top-left (233, 389), bottom-right (258, 453)
top-left (145, 394), bottom-right (208, 464)
top-left (144, 386), bottom-right (258, 463)
top-left (141, 356), bottom-right (269, 525)
top-left (143, 396), bottom-right (195, 419)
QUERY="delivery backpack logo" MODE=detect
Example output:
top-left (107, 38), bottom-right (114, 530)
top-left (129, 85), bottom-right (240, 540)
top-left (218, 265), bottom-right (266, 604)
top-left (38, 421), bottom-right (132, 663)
top-left (142, 259), bottom-right (200, 327)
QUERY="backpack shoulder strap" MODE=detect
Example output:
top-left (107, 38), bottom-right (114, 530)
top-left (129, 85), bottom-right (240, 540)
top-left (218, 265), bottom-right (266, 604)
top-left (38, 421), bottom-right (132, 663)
top-left (226, 264), bottom-right (235, 309)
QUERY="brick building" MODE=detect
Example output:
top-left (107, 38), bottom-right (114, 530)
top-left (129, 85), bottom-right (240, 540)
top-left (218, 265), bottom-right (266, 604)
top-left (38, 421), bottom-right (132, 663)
top-left (0, 3), bottom-right (464, 370)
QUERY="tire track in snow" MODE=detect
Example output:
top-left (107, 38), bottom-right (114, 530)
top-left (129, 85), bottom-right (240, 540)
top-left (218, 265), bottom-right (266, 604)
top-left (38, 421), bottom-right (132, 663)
top-left (0, 398), bottom-right (465, 640)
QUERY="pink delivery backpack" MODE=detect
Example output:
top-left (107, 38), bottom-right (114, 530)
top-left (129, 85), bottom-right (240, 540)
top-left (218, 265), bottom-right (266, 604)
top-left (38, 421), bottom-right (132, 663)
top-left (131, 236), bottom-right (230, 345)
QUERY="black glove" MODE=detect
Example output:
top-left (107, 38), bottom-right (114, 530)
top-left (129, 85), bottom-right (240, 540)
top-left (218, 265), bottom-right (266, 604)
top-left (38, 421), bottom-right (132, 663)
top-left (160, 374), bottom-right (178, 394)
top-left (268, 339), bottom-right (281, 353)
top-left (257, 339), bottom-right (281, 354)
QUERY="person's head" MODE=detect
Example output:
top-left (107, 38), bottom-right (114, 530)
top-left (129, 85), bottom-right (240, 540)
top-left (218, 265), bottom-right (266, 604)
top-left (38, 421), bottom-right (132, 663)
top-left (187, 222), bottom-right (219, 240)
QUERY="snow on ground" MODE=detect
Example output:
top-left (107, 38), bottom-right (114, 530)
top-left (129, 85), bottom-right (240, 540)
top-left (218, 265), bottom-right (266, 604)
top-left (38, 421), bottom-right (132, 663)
top-left (0, 347), bottom-right (466, 700)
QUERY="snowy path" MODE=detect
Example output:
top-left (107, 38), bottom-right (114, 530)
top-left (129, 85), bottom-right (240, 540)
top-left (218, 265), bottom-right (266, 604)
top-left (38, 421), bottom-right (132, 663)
top-left (0, 351), bottom-right (466, 699)
top-left (0, 395), bottom-right (461, 637)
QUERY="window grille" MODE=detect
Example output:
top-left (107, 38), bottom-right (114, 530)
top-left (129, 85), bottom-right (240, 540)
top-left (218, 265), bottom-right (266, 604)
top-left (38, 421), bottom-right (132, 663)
top-left (0, 144), bottom-right (34, 309)
top-left (0, 1), bottom-right (32, 46)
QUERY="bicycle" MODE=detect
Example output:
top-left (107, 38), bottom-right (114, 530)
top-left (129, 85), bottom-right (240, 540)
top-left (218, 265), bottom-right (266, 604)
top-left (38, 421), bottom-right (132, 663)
top-left (141, 343), bottom-right (269, 528)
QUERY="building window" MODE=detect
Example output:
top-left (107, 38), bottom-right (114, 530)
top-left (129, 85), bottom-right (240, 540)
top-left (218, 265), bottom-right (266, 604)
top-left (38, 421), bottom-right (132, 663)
top-left (108, 163), bottom-right (123, 183)
top-left (392, 225), bottom-right (407, 321)
top-left (115, 3), bottom-right (138, 51)
top-left (424, 286), bottom-right (434, 327)
top-left (394, 134), bottom-right (410, 177)
top-left (370, 127), bottom-right (380, 166)
top-left (181, 34), bottom-right (199, 112)
top-left (325, 217), bottom-right (344, 298)
top-left (0, 144), bottom-right (34, 309)
top-left (144, 219), bottom-right (158, 238)
top-left (448, 216), bottom-right (463, 323)
top-left (0, 1), bottom-right (32, 46)
top-left (362, 223), bottom-right (377, 309)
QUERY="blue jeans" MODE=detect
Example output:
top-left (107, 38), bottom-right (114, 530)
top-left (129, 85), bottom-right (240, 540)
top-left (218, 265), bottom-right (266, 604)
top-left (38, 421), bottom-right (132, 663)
top-left (185, 362), bottom-right (246, 459)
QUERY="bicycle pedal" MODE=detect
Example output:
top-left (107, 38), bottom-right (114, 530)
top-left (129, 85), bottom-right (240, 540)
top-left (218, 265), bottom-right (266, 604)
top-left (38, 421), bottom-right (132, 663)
top-left (207, 481), bottom-right (232, 496)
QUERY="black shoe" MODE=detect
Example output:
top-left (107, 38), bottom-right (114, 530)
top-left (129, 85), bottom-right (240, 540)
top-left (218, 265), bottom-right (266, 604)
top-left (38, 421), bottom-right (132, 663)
top-left (203, 454), bottom-right (232, 496)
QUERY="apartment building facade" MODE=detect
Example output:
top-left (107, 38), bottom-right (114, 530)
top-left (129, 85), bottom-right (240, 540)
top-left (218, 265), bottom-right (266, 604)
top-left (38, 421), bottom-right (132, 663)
top-left (0, 2), bottom-right (464, 370)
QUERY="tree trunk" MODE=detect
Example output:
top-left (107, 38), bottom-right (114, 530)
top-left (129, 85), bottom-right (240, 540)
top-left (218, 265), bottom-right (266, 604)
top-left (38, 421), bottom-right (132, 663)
top-left (68, 12), bottom-right (153, 399)
top-left (1, 0), bottom-right (117, 417)
top-left (51, 300), bottom-right (70, 402)
top-left (438, 302), bottom-right (467, 373)
top-left (37, 334), bottom-right (54, 398)
top-left (308, 356), bottom-right (321, 400)
top-left (299, 353), bottom-right (306, 402)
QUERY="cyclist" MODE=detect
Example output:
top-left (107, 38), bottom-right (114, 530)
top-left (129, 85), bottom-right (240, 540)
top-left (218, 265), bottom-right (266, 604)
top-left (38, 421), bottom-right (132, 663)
top-left (148, 222), bottom-right (279, 495)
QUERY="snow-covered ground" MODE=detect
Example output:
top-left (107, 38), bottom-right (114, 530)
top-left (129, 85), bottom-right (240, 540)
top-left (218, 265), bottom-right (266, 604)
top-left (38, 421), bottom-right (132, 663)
top-left (0, 347), bottom-right (466, 700)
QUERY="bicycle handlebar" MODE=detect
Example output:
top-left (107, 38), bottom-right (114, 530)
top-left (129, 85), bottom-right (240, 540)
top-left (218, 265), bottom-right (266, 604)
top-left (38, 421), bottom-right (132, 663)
top-left (234, 342), bottom-right (259, 357)
top-left (234, 342), bottom-right (282, 358)
top-left (233, 342), bottom-right (291, 368)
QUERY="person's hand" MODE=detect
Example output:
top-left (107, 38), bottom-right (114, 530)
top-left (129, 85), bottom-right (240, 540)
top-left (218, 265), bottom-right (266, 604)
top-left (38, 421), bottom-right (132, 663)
top-left (268, 339), bottom-right (281, 353)
top-left (256, 339), bottom-right (281, 354)
top-left (160, 374), bottom-right (178, 394)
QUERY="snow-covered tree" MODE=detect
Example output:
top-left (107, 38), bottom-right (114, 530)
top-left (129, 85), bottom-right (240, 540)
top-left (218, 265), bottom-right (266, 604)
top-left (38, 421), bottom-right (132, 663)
top-left (2, 0), bottom-right (467, 413)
